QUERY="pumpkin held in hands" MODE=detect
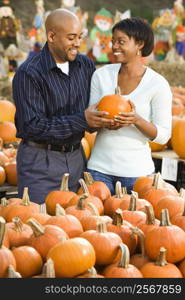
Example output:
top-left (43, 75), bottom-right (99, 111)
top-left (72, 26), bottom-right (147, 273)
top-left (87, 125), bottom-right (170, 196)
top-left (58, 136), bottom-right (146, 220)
top-left (97, 94), bottom-right (132, 119)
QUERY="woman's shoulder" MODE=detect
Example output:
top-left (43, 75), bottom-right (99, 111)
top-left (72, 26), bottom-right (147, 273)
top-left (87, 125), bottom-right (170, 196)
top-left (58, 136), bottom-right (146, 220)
top-left (94, 63), bottom-right (121, 76)
top-left (146, 66), bottom-right (170, 87)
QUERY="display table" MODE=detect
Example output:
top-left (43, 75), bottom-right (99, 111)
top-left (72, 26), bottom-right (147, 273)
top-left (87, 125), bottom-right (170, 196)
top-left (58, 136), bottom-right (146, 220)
top-left (0, 183), bottom-right (18, 199)
top-left (152, 149), bottom-right (185, 190)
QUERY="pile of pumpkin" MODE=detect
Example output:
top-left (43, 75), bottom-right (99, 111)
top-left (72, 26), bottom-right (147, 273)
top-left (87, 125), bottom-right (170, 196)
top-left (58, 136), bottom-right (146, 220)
top-left (149, 85), bottom-right (185, 158)
top-left (0, 171), bottom-right (185, 278)
top-left (0, 99), bottom-right (19, 186)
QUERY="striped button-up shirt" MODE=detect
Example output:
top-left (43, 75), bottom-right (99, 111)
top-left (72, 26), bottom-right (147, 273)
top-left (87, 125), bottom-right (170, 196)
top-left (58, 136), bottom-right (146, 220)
top-left (13, 43), bottom-right (96, 145)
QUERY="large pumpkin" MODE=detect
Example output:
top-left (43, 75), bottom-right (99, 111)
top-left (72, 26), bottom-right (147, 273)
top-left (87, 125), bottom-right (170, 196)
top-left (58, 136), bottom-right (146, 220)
top-left (47, 237), bottom-right (96, 278)
top-left (97, 94), bottom-right (132, 119)
top-left (171, 117), bottom-right (185, 158)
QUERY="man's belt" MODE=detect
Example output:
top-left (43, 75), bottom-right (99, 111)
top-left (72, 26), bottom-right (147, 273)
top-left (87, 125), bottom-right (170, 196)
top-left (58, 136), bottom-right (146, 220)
top-left (22, 140), bottom-right (81, 153)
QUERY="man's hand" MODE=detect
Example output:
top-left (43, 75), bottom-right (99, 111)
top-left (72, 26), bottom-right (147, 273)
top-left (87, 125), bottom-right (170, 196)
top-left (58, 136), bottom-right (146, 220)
top-left (85, 103), bottom-right (116, 128)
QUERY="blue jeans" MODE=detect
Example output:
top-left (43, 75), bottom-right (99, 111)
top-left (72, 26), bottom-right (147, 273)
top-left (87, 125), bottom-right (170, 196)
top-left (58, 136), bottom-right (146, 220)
top-left (87, 169), bottom-right (138, 195)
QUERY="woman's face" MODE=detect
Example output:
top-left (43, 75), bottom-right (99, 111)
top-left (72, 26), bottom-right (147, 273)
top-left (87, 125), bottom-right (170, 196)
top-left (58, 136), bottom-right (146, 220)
top-left (112, 29), bottom-right (141, 63)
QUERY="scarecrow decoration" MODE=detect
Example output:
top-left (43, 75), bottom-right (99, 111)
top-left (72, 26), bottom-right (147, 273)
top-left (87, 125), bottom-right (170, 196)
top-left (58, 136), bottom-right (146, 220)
top-left (88, 8), bottom-right (113, 63)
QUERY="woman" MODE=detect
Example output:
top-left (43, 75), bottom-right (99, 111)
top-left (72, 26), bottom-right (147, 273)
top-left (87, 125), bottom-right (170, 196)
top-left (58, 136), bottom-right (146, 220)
top-left (87, 17), bottom-right (172, 195)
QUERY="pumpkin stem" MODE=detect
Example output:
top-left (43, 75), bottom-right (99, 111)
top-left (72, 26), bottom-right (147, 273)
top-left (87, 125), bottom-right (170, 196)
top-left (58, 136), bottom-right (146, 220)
top-left (39, 203), bottom-right (47, 214)
top-left (115, 181), bottom-right (123, 198)
top-left (145, 205), bottom-right (156, 225)
top-left (87, 202), bottom-right (99, 216)
top-left (96, 220), bottom-right (107, 233)
top-left (21, 187), bottom-right (31, 206)
top-left (113, 208), bottom-right (123, 226)
top-left (60, 173), bottom-right (69, 191)
top-left (155, 247), bottom-right (168, 266)
top-left (160, 209), bottom-right (171, 226)
top-left (152, 172), bottom-right (161, 189)
top-left (179, 188), bottom-right (185, 199)
top-left (27, 218), bottom-right (45, 236)
top-left (79, 178), bottom-right (90, 195)
top-left (42, 258), bottom-right (55, 278)
top-left (131, 227), bottom-right (146, 257)
top-left (0, 216), bottom-right (6, 248)
top-left (12, 217), bottom-right (24, 232)
top-left (55, 203), bottom-right (66, 216)
top-left (7, 265), bottom-right (22, 278)
top-left (128, 194), bottom-right (137, 211)
top-left (76, 194), bottom-right (88, 210)
top-left (118, 243), bottom-right (130, 268)
top-left (84, 172), bottom-right (94, 185)
top-left (0, 197), bottom-right (8, 207)
top-left (86, 267), bottom-right (99, 278)
top-left (115, 86), bottom-right (121, 95)
top-left (122, 187), bottom-right (127, 194)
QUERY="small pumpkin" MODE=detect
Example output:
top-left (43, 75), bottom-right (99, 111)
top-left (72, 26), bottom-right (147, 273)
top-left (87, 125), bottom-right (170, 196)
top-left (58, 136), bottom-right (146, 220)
top-left (145, 209), bottom-right (185, 263)
top-left (12, 246), bottom-right (43, 278)
top-left (102, 243), bottom-right (143, 278)
top-left (140, 247), bottom-right (183, 278)
top-left (45, 173), bottom-right (78, 215)
top-left (97, 90), bottom-right (132, 120)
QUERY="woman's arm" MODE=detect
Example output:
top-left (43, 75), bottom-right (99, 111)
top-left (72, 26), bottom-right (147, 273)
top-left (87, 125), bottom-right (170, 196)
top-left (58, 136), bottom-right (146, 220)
top-left (114, 81), bottom-right (172, 143)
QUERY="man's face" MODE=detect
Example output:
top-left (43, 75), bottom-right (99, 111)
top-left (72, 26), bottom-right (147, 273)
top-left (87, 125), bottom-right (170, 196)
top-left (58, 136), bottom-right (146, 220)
top-left (48, 19), bottom-right (83, 63)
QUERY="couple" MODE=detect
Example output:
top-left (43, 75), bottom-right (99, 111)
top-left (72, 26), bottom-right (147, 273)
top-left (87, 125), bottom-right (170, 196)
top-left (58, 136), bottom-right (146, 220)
top-left (13, 9), bottom-right (172, 204)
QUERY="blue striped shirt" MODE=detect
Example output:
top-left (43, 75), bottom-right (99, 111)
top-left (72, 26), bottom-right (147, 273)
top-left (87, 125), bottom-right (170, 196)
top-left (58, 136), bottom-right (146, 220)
top-left (12, 43), bottom-right (96, 145)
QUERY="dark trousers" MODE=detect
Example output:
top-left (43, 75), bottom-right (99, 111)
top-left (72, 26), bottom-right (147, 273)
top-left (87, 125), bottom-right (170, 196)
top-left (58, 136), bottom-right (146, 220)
top-left (16, 141), bottom-right (87, 204)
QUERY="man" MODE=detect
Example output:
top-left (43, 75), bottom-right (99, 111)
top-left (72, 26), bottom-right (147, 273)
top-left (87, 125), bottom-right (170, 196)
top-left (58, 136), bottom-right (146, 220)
top-left (13, 9), bottom-right (113, 204)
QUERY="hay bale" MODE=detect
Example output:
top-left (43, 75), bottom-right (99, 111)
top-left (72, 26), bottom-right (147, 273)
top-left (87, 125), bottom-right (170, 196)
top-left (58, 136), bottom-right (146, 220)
top-left (149, 61), bottom-right (185, 87)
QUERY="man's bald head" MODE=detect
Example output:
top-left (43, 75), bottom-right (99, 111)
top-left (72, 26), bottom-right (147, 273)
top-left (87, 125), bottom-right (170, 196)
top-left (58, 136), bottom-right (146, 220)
top-left (45, 8), bottom-right (80, 34)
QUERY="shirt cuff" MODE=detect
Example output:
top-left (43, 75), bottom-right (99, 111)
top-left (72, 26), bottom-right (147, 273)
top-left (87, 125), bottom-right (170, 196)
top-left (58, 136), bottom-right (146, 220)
top-left (151, 124), bottom-right (171, 144)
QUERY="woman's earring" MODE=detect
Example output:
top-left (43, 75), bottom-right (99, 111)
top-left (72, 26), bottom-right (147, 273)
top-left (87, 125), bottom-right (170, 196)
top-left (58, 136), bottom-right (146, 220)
top-left (137, 49), bottom-right (140, 56)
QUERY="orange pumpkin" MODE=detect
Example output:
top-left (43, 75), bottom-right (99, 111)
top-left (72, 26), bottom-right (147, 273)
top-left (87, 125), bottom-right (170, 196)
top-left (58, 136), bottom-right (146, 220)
top-left (0, 217), bottom-right (16, 278)
top-left (84, 131), bottom-right (97, 150)
top-left (102, 243), bottom-right (143, 278)
top-left (4, 160), bottom-right (17, 185)
top-left (140, 247), bottom-right (183, 278)
top-left (0, 121), bottom-right (17, 143)
top-left (81, 137), bottom-right (91, 159)
top-left (145, 209), bottom-right (185, 263)
top-left (104, 182), bottom-right (131, 217)
top-left (97, 94), bottom-right (132, 119)
top-left (0, 100), bottom-right (16, 123)
top-left (171, 117), bottom-right (185, 158)
top-left (107, 209), bottom-right (138, 255)
top-left (27, 218), bottom-right (68, 261)
top-left (130, 227), bottom-right (151, 270)
top-left (80, 220), bottom-right (122, 265)
top-left (45, 173), bottom-right (78, 215)
top-left (0, 166), bottom-right (6, 185)
top-left (12, 246), bottom-right (43, 278)
top-left (78, 171), bottom-right (111, 202)
top-left (6, 217), bottom-right (33, 248)
top-left (45, 204), bottom-right (83, 238)
top-left (47, 237), bottom-right (96, 278)
top-left (178, 259), bottom-right (185, 277)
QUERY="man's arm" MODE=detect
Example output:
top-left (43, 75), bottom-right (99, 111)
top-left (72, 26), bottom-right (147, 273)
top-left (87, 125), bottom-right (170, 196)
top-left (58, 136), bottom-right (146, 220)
top-left (13, 70), bottom-right (92, 140)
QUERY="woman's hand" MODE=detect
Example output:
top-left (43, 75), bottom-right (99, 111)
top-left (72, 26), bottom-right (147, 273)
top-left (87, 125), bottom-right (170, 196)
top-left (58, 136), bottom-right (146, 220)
top-left (113, 100), bottom-right (140, 127)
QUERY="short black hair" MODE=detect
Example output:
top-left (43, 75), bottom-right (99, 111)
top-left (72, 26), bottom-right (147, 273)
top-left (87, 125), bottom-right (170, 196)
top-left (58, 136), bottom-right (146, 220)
top-left (112, 17), bottom-right (154, 57)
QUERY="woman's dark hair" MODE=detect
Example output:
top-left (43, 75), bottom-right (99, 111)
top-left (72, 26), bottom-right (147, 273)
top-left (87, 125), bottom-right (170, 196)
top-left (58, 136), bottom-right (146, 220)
top-left (112, 17), bottom-right (154, 57)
